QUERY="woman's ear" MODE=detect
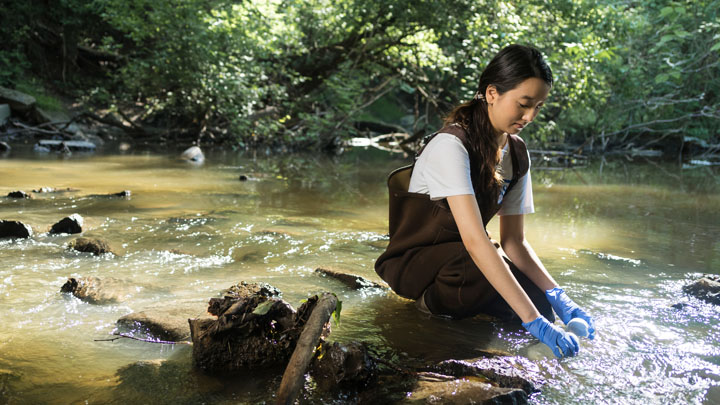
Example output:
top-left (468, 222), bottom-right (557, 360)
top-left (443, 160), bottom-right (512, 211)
top-left (485, 85), bottom-right (498, 105)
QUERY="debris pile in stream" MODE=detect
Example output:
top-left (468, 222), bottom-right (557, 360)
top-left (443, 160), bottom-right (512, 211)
top-left (188, 282), bottom-right (330, 373)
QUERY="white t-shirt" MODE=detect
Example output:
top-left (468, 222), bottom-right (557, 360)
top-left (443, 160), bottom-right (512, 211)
top-left (408, 133), bottom-right (534, 216)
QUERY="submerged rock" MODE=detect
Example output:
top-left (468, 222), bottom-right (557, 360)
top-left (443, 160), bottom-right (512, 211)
top-left (315, 267), bottom-right (387, 290)
top-left (683, 275), bottom-right (720, 305)
top-left (401, 374), bottom-right (526, 404)
top-left (0, 220), bottom-right (33, 238)
top-left (393, 356), bottom-right (540, 404)
top-left (189, 282), bottom-right (327, 373)
top-left (114, 359), bottom-right (224, 403)
top-left (49, 214), bottom-right (84, 234)
top-left (69, 237), bottom-right (114, 255)
top-left (310, 341), bottom-right (376, 392)
top-left (6, 190), bottom-right (30, 199)
top-left (60, 276), bottom-right (128, 304)
top-left (0, 368), bottom-right (18, 400)
top-left (117, 309), bottom-right (197, 342)
top-left (429, 357), bottom-right (540, 395)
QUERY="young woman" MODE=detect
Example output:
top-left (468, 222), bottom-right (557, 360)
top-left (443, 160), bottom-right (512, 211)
top-left (375, 44), bottom-right (595, 358)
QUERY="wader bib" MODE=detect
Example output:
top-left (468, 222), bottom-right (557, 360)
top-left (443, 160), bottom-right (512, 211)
top-left (375, 125), bottom-right (553, 320)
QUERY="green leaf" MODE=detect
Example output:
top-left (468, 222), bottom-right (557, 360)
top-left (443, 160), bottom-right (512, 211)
top-left (711, 42), bottom-right (720, 52)
top-left (660, 6), bottom-right (674, 17)
top-left (252, 300), bottom-right (274, 316)
top-left (659, 35), bottom-right (675, 44)
top-left (654, 73), bottom-right (669, 84)
top-left (331, 299), bottom-right (342, 326)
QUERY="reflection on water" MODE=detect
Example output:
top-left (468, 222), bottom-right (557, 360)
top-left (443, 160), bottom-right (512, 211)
top-left (1, 148), bottom-right (719, 404)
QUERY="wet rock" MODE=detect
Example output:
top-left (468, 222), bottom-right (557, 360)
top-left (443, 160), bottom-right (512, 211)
top-left (429, 357), bottom-right (540, 395)
top-left (60, 276), bottom-right (128, 304)
top-left (49, 213), bottom-right (84, 234)
top-left (315, 267), bottom-right (387, 290)
top-left (310, 341), bottom-right (376, 392)
top-left (684, 275), bottom-right (720, 305)
top-left (88, 190), bottom-right (132, 198)
top-left (0, 141), bottom-right (10, 152)
top-left (6, 190), bottom-right (30, 199)
top-left (32, 186), bottom-right (55, 193)
top-left (111, 190), bottom-right (131, 197)
top-left (69, 237), bottom-right (114, 255)
top-left (180, 146), bottom-right (204, 163)
top-left (0, 220), bottom-right (33, 238)
top-left (117, 309), bottom-right (196, 342)
top-left (31, 187), bottom-right (77, 194)
top-left (401, 373), bottom-right (527, 404)
top-left (189, 282), bottom-right (327, 373)
top-left (0, 86), bottom-right (36, 113)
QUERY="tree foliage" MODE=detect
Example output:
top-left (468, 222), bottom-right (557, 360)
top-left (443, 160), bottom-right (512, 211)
top-left (1, 0), bottom-right (718, 151)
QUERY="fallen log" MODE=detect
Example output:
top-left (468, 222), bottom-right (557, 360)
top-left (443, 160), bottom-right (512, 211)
top-left (276, 293), bottom-right (338, 405)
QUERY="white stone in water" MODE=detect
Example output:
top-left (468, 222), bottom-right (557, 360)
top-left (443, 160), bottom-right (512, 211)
top-left (567, 318), bottom-right (589, 338)
top-left (180, 146), bottom-right (204, 163)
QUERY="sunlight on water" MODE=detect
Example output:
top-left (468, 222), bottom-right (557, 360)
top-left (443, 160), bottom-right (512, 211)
top-left (1, 149), bottom-right (719, 404)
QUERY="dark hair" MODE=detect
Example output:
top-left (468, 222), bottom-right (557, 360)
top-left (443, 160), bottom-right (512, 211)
top-left (444, 44), bottom-right (553, 201)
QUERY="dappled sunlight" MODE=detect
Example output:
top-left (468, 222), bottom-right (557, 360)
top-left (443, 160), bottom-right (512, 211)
top-left (1, 150), bottom-right (719, 404)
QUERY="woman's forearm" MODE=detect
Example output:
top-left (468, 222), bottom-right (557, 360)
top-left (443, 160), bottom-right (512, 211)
top-left (501, 237), bottom-right (558, 291)
top-left (465, 234), bottom-right (540, 323)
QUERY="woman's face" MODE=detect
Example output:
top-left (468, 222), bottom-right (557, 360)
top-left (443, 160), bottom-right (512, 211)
top-left (485, 77), bottom-right (550, 136)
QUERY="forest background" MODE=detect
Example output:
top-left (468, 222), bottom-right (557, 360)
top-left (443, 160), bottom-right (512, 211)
top-left (1, 0), bottom-right (719, 154)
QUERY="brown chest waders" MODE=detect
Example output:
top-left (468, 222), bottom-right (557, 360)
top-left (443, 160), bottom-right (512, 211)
top-left (374, 125), bottom-right (554, 321)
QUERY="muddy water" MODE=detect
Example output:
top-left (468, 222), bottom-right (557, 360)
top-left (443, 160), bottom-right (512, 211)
top-left (1, 148), bottom-right (719, 404)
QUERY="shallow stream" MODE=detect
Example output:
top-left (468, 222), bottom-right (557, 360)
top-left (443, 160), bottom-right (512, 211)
top-left (1, 146), bottom-right (719, 404)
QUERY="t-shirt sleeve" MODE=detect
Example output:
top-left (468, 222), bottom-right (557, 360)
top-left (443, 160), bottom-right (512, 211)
top-left (409, 134), bottom-right (475, 201)
top-left (497, 151), bottom-right (534, 216)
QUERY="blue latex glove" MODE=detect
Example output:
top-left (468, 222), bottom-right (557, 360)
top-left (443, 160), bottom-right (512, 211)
top-left (545, 287), bottom-right (596, 340)
top-left (522, 316), bottom-right (579, 358)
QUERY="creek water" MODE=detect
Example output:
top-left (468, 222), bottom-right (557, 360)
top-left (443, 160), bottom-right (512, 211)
top-left (1, 146), bottom-right (719, 404)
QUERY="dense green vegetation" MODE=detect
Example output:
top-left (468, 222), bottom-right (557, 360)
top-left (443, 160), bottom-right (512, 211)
top-left (1, 0), bottom-right (718, 152)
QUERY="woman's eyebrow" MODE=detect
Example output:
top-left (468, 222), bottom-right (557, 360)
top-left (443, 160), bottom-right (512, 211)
top-left (521, 95), bottom-right (547, 103)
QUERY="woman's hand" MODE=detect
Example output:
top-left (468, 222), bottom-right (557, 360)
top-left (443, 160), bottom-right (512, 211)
top-left (522, 316), bottom-right (579, 358)
top-left (545, 287), bottom-right (596, 339)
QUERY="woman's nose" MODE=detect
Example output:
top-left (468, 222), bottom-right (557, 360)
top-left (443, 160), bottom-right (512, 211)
top-left (523, 108), bottom-right (538, 123)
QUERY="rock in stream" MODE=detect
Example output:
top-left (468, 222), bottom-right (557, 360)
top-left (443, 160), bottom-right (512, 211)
top-left (50, 214), bottom-right (84, 234)
top-left (60, 276), bottom-right (130, 304)
top-left (69, 237), bottom-right (114, 255)
top-left (683, 275), bottom-right (720, 305)
top-left (0, 220), bottom-right (33, 238)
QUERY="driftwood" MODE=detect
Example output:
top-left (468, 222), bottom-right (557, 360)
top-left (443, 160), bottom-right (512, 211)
top-left (276, 293), bottom-right (338, 405)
